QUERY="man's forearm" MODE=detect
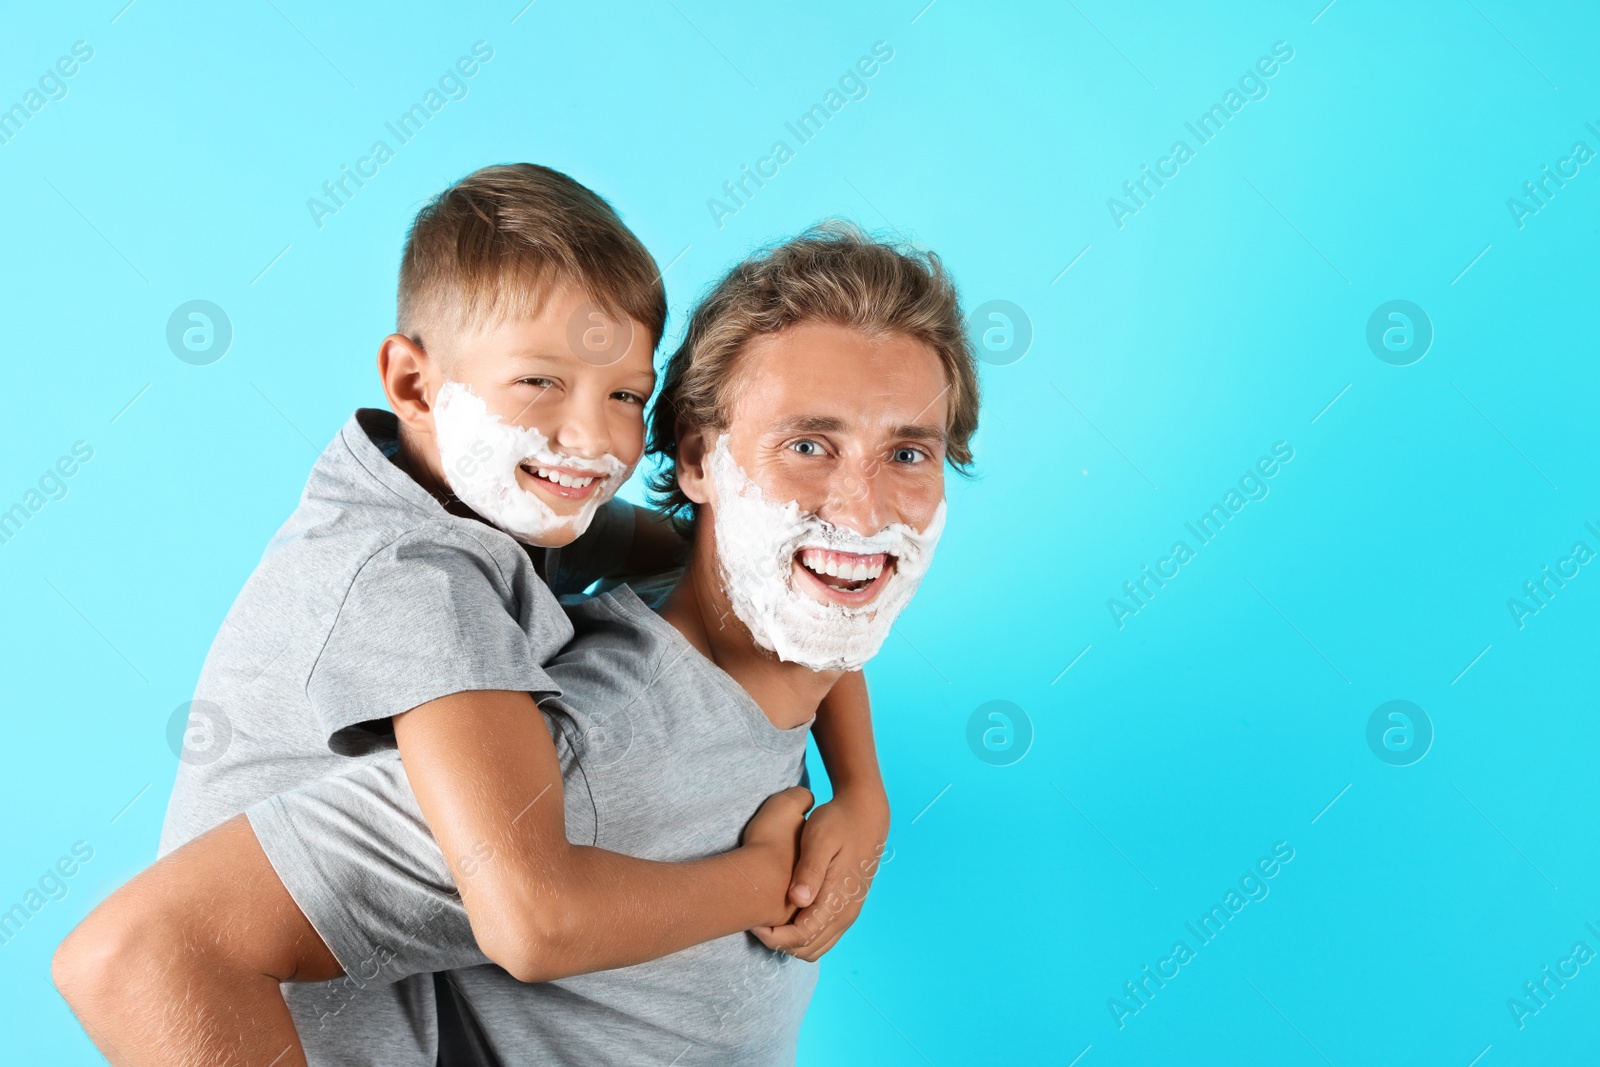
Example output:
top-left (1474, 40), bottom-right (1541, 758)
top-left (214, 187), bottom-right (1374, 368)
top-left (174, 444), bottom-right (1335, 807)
top-left (812, 670), bottom-right (888, 799)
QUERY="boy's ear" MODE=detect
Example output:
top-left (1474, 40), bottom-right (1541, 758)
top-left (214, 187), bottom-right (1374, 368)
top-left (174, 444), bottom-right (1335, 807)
top-left (675, 422), bottom-right (713, 505)
top-left (378, 334), bottom-right (436, 436)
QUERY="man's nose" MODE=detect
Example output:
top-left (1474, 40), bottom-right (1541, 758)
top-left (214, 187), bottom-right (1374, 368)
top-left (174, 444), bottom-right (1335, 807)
top-left (822, 455), bottom-right (890, 534)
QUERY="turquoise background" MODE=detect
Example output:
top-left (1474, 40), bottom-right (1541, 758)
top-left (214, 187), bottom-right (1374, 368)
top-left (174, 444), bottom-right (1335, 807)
top-left (3, 1), bottom-right (1597, 1063)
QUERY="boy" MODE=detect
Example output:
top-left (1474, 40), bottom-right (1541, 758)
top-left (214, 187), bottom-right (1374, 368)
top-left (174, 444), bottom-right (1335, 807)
top-left (70, 166), bottom-right (887, 1063)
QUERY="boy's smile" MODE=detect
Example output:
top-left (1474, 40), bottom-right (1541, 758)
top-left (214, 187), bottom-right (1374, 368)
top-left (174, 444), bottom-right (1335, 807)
top-left (516, 460), bottom-right (610, 502)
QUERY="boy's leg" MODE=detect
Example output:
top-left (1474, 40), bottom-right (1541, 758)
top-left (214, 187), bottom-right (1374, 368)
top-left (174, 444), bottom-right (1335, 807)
top-left (53, 816), bottom-right (340, 1067)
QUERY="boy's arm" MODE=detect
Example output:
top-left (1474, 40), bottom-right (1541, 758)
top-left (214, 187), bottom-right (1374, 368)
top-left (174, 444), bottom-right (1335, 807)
top-left (392, 688), bottom-right (806, 980)
top-left (296, 533), bottom-right (805, 974)
top-left (754, 669), bottom-right (891, 961)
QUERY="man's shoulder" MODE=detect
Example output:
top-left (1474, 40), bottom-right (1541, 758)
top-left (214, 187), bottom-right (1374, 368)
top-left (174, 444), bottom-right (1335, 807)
top-left (562, 585), bottom-right (669, 653)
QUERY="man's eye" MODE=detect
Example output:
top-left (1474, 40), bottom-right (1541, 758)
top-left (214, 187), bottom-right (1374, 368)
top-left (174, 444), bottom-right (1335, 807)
top-left (791, 440), bottom-right (823, 456)
top-left (893, 447), bottom-right (928, 464)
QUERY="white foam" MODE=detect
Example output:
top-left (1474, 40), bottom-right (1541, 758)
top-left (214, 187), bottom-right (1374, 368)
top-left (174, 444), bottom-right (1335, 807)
top-left (707, 434), bottom-right (945, 672)
top-left (433, 380), bottom-right (629, 546)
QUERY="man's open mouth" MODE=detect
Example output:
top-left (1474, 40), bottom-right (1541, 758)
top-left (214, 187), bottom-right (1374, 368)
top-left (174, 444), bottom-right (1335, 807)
top-left (519, 462), bottom-right (601, 500)
top-left (793, 547), bottom-right (894, 604)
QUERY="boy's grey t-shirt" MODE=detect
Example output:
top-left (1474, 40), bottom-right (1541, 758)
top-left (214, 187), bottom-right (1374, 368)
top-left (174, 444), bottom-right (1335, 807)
top-left (158, 408), bottom-right (633, 1065)
top-left (248, 585), bottom-right (820, 1067)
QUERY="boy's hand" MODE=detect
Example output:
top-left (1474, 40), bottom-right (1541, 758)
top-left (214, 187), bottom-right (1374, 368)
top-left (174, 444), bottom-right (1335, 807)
top-left (751, 788), bottom-right (889, 961)
top-left (739, 786), bottom-right (815, 928)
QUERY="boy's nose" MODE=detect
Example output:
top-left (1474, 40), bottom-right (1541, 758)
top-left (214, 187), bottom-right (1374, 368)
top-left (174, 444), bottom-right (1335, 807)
top-left (550, 401), bottom-right (612, 460)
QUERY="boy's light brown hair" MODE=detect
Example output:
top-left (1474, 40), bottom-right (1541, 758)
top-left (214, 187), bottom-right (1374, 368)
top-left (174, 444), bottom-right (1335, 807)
top-left (397, 163), bottom-right (666, 350)
top-left (647, 221), bottom-right (980, 522)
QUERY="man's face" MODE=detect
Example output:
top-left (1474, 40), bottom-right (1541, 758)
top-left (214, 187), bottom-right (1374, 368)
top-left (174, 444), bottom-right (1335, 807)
top-left (426, 281), bottom-right (656, 543)
top-left (704, 321), bottom-right (949, 612)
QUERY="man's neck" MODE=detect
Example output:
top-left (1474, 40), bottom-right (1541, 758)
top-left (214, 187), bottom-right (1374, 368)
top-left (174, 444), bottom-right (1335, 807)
top-left (658, 554), bottom-right (838, 731)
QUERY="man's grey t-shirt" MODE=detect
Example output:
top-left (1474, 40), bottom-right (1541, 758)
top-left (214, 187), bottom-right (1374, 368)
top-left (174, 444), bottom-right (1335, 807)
top-left (159, 408), bottom-right (634, 1065)
top-left (249, 585), bottom-right (820, 1067)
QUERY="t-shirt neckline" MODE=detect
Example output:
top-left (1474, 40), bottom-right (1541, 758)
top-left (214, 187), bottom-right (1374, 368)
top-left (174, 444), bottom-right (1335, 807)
top-left (344, 409), bottom-right (451, 517)
top-left (597, 584), bottom-right (818, 748)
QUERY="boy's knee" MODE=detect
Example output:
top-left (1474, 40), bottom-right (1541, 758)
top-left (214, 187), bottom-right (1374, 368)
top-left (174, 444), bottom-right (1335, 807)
top-left (53, 915), bottom-right (124, 1010)
top-left (54, 896), bottom-right (187, 1011)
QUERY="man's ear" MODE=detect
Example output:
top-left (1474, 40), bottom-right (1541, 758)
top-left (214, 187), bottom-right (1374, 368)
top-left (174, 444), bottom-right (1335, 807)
top-left (378, 333), bottom-right (436, 437)
top-left (675, 422), bottom-right (714, 505)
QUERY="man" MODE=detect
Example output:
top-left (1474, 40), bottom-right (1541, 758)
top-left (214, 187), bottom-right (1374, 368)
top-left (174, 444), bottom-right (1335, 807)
top-left (54, 222), bottom-right (980, 1066)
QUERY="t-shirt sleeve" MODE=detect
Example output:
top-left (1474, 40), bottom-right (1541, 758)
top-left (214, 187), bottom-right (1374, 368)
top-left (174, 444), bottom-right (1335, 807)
top-left (308, 529), bottom-right (564, 756)
top-left (246, 755), bottom-right (488, 982)
top-left (543, 497), bottom-right (636, 598)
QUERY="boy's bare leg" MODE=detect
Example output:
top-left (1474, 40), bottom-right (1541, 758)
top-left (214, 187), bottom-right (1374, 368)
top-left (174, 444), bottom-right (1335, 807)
top-left (52, 816), bottom-right (340, 1067)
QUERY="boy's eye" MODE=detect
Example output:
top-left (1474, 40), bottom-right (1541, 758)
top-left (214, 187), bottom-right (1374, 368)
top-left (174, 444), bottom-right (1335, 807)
top-left (518, 377), bottom-right (557, 390)
top-left (611, 391), bottom-right (646, 405)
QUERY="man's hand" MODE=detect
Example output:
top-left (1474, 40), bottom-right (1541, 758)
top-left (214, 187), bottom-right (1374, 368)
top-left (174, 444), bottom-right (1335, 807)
top-left (738, 785), bottom-right (815, 928)
top-left (751, 787), bottom-right (889, 961)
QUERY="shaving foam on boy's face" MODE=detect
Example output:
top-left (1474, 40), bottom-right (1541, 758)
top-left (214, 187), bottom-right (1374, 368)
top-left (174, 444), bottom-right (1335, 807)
top-left (433, 380), bottom-right (630, 546)
top-left (707, 434), bottom-right (945, 672)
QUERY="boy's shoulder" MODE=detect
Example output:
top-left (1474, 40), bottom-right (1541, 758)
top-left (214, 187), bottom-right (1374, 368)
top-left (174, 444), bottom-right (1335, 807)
top-left (291, 408), bottom-right (444, 538)
top-left (210, 408), bottom-right (559, 712)
top-left (213, 410), bottom-right (573, 744)
top-left (276, 408), bottom-right (530, 581)
top-left (163, 412), bottom-right (572, 850)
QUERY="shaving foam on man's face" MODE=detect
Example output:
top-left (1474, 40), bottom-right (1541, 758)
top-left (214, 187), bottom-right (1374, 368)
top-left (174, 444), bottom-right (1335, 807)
top-left (707, 433), bottom-right (946, 672)
top-left (434, 380), bottom-right (630, 546)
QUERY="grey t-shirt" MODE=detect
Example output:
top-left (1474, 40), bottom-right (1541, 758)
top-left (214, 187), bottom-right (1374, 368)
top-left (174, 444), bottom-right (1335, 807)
top-left (248, 585), bottom-right (819, 1067)
top-left (159, 408), bottom-right (634, 1065)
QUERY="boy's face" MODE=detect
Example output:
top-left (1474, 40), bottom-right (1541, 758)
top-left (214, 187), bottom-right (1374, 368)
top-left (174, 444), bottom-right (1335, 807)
top-left (422, 281), bottom-right (657, 546)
